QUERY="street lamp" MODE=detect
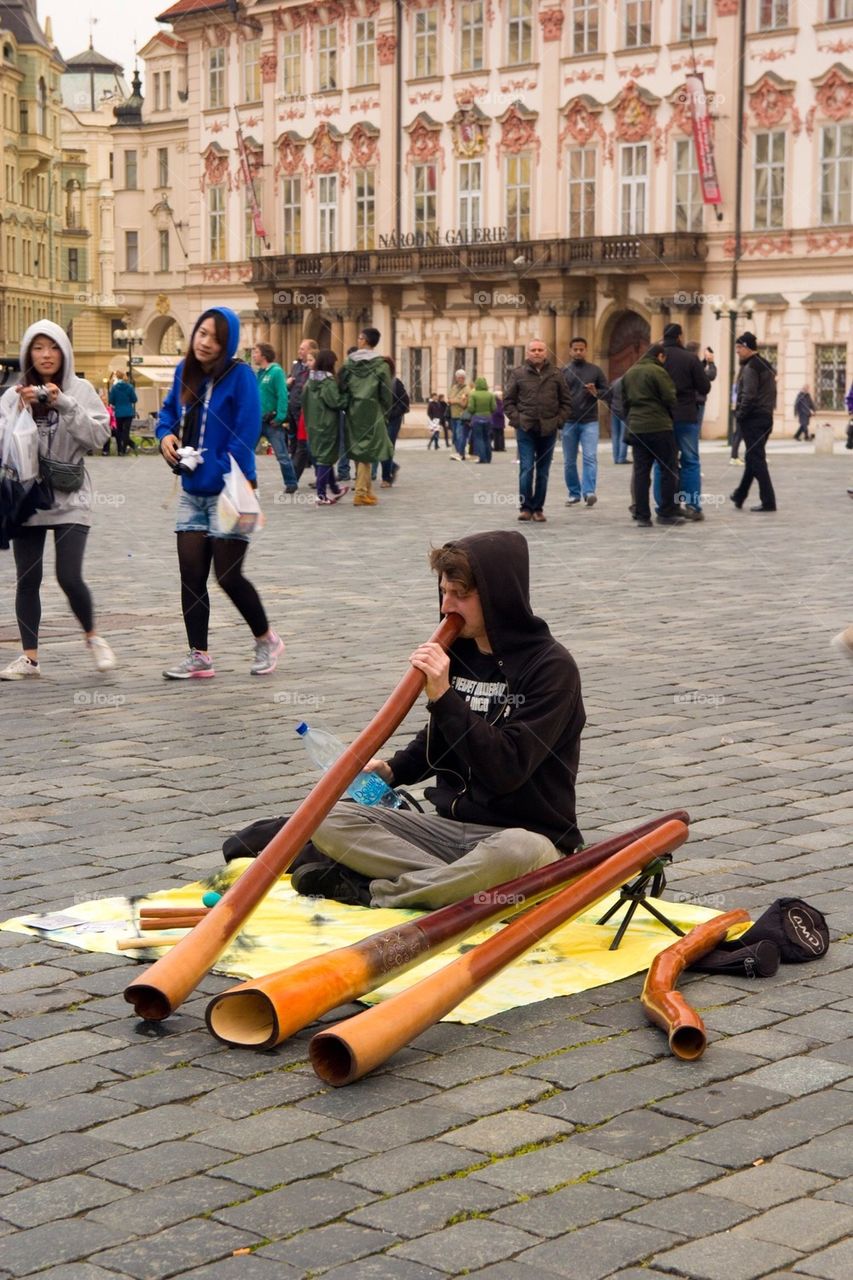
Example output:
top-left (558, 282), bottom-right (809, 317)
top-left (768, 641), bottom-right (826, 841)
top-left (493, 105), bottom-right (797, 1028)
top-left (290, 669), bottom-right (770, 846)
top-left (713, 297), bottom-right (755, 444)
top-left (115, 327), bottom-right (144, 385)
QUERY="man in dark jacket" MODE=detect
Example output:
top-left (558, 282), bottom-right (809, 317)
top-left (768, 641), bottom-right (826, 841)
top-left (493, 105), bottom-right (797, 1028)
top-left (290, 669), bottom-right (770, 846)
top-left (561, 336), bottom-right (609, 507)
top-left (286, 338), bottom-right (317, 454)
top-left (622, 344), bottom-right (684, 527)
top-left (730, 332), bottom-right (777, 513)
top-left (653, 324), bottom-right (711, 521)
top-left (291, 530), bottom-right (585, 909)
top-left (686, 341), bottom-right (717, 432)
top-left (504, 339), bottom-right (572, 522)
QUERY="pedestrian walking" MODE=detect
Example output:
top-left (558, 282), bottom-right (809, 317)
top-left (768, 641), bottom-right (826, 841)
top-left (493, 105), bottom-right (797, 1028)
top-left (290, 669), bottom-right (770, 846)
top-left (793, 386), bottom-right (816, 441)
top-left (108, 370), bottom-right (137, 457)
top-left (426, 393), bottom-right (443, 450)
top-left (652, 323), bottom-right (711, 521)
top-left (302, 349), bottom-right (349, 506)
top-left (608, 375), bottom-right (629, 464)
top-left (100, 390), bottom-right (117, 455)
top-left (0, 320), bottom-right (117, 679)
top-left (561, 336), bottom-right (609, 507)
top-left (253, 342), bottom-right (298, 494)
top-left (622, 343), bottom-right (684, 528)
top-left (156, 306), bottom-right (284, 679)
top-left (491, 392), bottom-right (506, 452)
top-left (467, 376), bottom-right (497, 464)
top-left (286, 339), bottom-right (317, 461)
top-left (729, 331), bottom-right (777, 514)
top-left (339, 326), bottom-right (393, 507)
top-left (504, 338), bottom-right (571, 523)
top-left (380, 359), bottom-right (409, 487)
top-left (447, 370), bottom-right (472, 461)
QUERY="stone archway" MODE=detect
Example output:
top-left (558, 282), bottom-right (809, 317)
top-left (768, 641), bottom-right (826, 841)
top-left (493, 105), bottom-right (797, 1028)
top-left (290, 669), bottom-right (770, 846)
top-left (144, 314), bottom-right (185, 356)
top-left (606, 310), bottom-right (651, 382)
top-left (303, 311), bottom-right (332, 348)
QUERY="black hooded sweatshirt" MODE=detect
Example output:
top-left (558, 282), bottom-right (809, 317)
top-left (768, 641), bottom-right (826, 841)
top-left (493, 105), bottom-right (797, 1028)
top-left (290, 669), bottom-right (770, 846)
top-left (387, 531), bottom-right (585, 852)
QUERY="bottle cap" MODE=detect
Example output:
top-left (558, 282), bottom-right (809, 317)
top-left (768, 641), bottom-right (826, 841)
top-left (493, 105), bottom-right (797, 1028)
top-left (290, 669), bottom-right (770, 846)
top-left (295, 721), bottom-right (308, 735)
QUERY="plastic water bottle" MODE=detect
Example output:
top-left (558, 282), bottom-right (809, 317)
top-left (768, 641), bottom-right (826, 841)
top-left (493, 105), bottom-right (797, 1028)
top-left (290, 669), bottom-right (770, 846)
top-left (295, 722), bottom-right (403, 809)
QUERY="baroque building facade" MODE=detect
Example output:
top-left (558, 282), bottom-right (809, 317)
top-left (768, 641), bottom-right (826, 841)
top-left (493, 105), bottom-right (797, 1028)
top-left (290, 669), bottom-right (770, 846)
top-left (115, 0), bottom-right (853, 435)
top-left (0, 2), bottom-right (94, 370)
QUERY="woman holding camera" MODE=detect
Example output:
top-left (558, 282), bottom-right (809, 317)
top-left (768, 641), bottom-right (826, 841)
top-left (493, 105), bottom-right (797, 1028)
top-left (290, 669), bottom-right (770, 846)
top-left (0, 321), bottom-right (116, 680)
top-left (156, 307), bottom-right (284, 679)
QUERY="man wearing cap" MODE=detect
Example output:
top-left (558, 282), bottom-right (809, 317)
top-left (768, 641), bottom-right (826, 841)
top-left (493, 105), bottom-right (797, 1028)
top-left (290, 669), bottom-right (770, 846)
top-left (730, 332), bottom-right (777, 513)
top-left (653, 324), bottom-right (711, 521)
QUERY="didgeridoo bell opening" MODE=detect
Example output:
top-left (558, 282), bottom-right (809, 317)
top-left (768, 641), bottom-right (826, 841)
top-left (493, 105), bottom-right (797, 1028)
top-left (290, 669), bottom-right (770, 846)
top-left (669, 1023), bottom-right (706, 1060)
top-left (310, 1031), bottom-right (359, 1087)
top-left (207, 990), bottom-right (277, 1047)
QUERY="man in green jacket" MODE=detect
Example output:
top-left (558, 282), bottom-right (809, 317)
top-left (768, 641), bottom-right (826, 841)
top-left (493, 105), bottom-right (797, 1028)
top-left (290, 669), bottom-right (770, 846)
top-left (622, 344), bottom-right (684, 527)
top-left (339, 327), bottom-right (392, 506)
top-left (253, 342), bottom-right (298, 493)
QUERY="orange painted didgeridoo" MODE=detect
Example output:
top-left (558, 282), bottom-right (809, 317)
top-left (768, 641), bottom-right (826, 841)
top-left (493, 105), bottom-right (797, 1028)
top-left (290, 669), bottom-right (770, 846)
top-left (309, 818), bottom-right (690, 1086)
top-left (124, 614), bottom-right (463, 1022)
top-left (641, 908), bottom-right (751, 1059)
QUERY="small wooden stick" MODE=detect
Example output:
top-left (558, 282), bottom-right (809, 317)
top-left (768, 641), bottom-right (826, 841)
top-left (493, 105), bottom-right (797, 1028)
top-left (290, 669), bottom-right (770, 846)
top-left (139, 907), bottom-right (209, 919)
top-left (140, 916), bottom-right (205, 931)
top-left (118, 935), bottom-right (184, 950)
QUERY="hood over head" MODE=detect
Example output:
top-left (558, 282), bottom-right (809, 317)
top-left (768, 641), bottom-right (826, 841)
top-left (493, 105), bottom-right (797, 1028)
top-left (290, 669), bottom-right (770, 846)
top-left (474, 376), bottom-right (488, 390)
top-left (19, 320), bottom-right (75, 390)
top-left (191, 306), bottom-right (241, 363)
top-left (438, 530), bottom-right (552, 659)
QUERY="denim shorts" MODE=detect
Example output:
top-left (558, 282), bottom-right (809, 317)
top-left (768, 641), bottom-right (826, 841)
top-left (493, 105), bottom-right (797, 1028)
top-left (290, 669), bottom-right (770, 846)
top-left (175, 490), bottom-right (249, 541)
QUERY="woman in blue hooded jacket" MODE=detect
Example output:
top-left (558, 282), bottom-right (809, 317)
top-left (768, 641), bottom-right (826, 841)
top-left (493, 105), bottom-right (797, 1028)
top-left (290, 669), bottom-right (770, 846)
top-left (156, 307), bottom-right (284, 679)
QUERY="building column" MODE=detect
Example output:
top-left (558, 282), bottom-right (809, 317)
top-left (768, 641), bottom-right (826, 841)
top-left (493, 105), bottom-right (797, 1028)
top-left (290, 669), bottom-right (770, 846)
top-left (330, 312), bottom-right (344, 358)
top-left (343, 309), bottom-right (360, 352)
top-left (537, 306), bottom-right (556, 360)
top-left (554, 304), bottom-right (574, 365)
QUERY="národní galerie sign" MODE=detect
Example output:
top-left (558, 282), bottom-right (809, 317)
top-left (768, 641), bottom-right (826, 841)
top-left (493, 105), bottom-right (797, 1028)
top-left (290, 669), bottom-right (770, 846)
top-left (377, 227), bottom-right (509, 249)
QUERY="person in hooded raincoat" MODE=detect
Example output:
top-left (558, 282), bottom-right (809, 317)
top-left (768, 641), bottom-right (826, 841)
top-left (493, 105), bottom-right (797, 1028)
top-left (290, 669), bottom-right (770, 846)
top-left (338, 326), bottom-right (392, 506)
top-left (0, 320), bottom-right (116, 680)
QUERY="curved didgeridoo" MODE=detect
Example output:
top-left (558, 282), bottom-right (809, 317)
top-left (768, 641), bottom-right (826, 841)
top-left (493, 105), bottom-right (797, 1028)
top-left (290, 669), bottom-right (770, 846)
top-left (641, 908), bottom-right (750, 1060)
top-left (310, 818), bottom-right (689, 1086)
top-left (124, 614), bottom-right (463, 1022)
top-left (206, 810), bottom-right (689, 1049)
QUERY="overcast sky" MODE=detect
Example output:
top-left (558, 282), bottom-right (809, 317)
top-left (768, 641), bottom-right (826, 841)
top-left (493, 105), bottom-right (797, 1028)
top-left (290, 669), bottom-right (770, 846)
top-left (38, 0), bottom-right (170, 84)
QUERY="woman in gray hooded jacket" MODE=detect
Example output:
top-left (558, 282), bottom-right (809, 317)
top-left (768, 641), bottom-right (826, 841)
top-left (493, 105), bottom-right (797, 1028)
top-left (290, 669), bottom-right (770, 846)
top-left (0, 321), bottom-right (116, 679)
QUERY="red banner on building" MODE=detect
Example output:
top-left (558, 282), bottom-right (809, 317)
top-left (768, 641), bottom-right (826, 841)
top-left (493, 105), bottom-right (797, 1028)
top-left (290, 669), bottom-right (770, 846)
top-left (685, 73), bottom-right (722, 207)
top-left (236, 127), bottom-right (269, 245)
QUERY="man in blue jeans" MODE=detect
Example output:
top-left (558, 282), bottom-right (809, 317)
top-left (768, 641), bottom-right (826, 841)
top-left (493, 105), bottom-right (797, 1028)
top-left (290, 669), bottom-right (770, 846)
top-left (652, 324), bottom-right (711, 521)
top-left (561, 337), bottom-right (609, 508)
top-left (504, 339), bottom-right (572, 523)
top-left (254, 342), bottom-right (298, 493)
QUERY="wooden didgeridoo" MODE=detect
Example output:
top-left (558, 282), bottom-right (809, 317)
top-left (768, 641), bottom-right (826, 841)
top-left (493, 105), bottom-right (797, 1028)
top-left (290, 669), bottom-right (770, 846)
top-left (310, 818), bottom-right (689, 1086)
top-left (641, 908), bottom-right (750, 1060)
top-left (124, 614), bottom-right (464, 1022)
top-left (206, 810), bottom-right (689, 1049)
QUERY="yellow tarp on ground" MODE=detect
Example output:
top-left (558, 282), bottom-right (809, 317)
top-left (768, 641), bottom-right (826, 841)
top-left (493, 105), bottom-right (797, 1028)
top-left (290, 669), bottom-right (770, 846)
top-left (1, 860), bottom-right (745, 1023)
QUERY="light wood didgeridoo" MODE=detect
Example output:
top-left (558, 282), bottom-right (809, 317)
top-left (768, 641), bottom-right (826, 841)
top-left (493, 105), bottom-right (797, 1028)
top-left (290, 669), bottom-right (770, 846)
top-left (124, 614), bottom-right (463, 1022)
top-left (310, 818), bottom-right (689, 1085)
top-left (206, 811), bottom-right (689, 1049)
top-left (641, 908), bottom-right (751, 1060)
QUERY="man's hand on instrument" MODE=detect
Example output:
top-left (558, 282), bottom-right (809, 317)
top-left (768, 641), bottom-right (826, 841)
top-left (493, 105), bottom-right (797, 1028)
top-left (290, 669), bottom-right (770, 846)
top-left (409, 642), bottom-right (451, 702)
top-left (364, 758), bottom-right (393, 784)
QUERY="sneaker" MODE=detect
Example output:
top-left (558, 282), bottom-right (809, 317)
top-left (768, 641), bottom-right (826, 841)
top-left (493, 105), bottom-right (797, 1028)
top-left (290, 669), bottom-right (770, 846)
top-left (327, 486), bottom-right (349, 504)
top-left (353, 493), bottom-right (379, 506)
top-left (635, 517), bottom-right (653, 528)
top-left (315, 496), bottom-right (336, 505)
top-left (284, 484), bottom-right (298, 494)
top-left (380, 480), bottom-right (393, 488)
top-left (163, 650), bottom-right (215, 680)
top-left (680, 506), bottom-right (705, 522)
top-left (831, 632), bottom-right (853, 661)
top-left (584, 494), bottom-right (597, 508)
top-left (251, 630), bottom-right (285, 676)
top-left (729, 457), bottom-right (744, 466)
top-left (655, 515), bottom-right (686, 526)
top-left (565, 497), bottom-right (581, 506)
top-left (449, 453), bottom-right (460, 461)
top-left (0, 654), bottom-right (41, 680)
top-left (291, 858), bottom-right (373, 907)
top-left (88, 635), bottom-right (117, 673)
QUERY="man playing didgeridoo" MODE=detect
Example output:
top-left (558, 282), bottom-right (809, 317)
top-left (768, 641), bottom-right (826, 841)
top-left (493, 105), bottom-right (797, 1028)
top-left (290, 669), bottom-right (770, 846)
top-left (286, 530), bottom-right (585, 909)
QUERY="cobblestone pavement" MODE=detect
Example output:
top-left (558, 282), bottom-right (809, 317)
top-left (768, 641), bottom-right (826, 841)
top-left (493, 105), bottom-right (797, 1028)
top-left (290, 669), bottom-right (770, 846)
top-left (1, 441), bottom-right (852, 1280)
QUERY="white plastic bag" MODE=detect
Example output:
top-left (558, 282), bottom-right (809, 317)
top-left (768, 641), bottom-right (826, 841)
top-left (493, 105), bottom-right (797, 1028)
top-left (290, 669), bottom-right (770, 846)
top-left (2, 403), bottom-right (39, 482)
top-left (217, 454), bottom-right (264, 536)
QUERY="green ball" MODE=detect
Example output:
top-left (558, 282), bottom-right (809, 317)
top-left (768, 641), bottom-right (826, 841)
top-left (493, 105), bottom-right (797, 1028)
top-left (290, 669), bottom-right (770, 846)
top-left (202, 891), bottom-right (222, 908)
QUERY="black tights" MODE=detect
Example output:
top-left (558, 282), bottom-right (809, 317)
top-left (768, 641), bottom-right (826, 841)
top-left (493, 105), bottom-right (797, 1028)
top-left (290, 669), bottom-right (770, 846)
top-left (176, 532), bottom-right (268, 652)
top-left (13, 525), bottom-right (94, 651)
